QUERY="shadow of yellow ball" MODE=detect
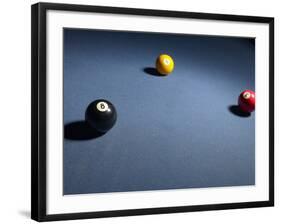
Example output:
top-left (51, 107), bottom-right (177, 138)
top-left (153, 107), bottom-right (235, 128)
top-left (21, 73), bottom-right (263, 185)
top-left (156, 54), bottom-right (174, 75)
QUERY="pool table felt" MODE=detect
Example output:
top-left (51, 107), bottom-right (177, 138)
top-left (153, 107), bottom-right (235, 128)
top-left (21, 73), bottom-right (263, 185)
top-left (63, 29), bottom-right (255, 195)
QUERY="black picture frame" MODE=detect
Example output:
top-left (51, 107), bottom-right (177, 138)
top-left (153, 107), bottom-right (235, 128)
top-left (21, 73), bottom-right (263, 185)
top-left (31, 2), bottom-right (274, 222)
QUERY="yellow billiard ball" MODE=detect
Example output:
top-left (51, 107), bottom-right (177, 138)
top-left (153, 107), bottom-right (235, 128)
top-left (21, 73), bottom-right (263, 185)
top-left (156, 54), bottom-right (174, 75)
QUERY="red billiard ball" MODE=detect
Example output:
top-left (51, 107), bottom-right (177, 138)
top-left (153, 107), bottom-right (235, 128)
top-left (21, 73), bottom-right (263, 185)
top-left (238, 90), bottom-right (255, 113)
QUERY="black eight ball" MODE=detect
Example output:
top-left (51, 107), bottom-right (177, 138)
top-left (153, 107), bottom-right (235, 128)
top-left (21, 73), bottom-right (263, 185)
top-left (85, 99), bottom-right (117, 133)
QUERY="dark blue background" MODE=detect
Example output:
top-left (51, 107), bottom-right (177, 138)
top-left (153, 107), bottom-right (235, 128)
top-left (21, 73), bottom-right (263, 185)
top-left (63, 29), bottom-right (255, 195)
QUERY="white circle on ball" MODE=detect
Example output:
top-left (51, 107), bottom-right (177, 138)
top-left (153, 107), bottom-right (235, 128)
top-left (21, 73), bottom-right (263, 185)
top-left (243, 92), bottom-right (251, 99)
top-left (163, 58), bottom-right (170, 65)
top-left (96, 101), bottom-right (109, 112)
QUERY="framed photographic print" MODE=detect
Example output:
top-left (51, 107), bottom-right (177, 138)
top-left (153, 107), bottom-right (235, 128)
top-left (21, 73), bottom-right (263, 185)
top-left (31, 2), bottom-right (274, 222)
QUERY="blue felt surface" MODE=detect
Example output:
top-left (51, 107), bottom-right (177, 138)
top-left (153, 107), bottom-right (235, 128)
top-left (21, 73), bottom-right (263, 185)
top-left (63, 29), bottom-right (255, 195)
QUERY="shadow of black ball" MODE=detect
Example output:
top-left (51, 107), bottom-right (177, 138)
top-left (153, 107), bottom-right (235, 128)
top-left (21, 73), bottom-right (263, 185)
top-left (228, 105), bottom-right (251, 117)
top-left (64, 120), bottom-right (105, 140)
